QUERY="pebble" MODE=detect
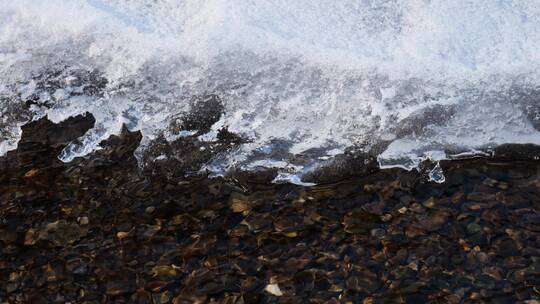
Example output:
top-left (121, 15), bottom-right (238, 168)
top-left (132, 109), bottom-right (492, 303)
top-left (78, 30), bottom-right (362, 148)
top-left (78, 216), bottom-right (89, 225)
top-left (265, 283), bottom-right (283, 296)
top-left (371, 228), bottom-right (386, 238)
top-left (398, 207), bottom-right (408, 214)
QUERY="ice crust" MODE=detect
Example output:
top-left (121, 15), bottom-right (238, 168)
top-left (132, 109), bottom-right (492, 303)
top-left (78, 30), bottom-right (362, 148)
top-left (1, 1), bottom-right (540, 182)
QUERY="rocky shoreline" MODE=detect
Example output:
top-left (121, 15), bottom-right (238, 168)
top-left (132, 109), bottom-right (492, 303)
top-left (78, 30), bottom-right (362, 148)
top-left (1, 115), bottom-right (540, 303)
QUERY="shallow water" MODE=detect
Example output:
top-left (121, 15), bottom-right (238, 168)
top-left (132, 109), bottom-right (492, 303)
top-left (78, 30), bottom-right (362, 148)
top-left (1, 1), bottom-right (540, 183)
top-left (1, 114), bottom-right (539, 303)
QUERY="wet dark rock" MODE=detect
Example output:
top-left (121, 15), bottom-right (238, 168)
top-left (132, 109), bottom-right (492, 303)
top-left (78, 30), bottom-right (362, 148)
top-left (345, 269), bottom-right (379, 293)
top-left (38, 220), bottom-right (83, 247)
top-left (343, 211), bottom-right (381, 234)
top-left (493, 144), bottom-right (540, 161)
top-left (176, 94), bottom-right (224, 135)
top-left (466, 222), bottom-right (483, 234)
top-left (395, 104), bottom-right (456, 138)
top-left (493, 238), bottom-right (520, 257)
top-left (1, 113), bottom-right (95, 172)
top-left (302, 151), bottom-right (380, 184)
top-left (106, 279), bottom-right (136, 297)
top-left (370, 228), bottom-right (386, 238)
top-left (419, 210), bottom-right (448, 232)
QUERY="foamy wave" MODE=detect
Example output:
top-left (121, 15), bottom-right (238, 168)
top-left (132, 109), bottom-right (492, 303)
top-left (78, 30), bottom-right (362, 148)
top-left (1, 0), bottom-right (540, 183)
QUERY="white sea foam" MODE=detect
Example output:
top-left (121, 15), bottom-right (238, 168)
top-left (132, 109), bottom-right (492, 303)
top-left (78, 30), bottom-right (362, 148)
top-left (1, 1), bottom-right (540, 183)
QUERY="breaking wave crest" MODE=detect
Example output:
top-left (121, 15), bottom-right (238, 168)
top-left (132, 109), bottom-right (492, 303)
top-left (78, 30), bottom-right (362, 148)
top-left (1, 0), bottom-right (540, 183)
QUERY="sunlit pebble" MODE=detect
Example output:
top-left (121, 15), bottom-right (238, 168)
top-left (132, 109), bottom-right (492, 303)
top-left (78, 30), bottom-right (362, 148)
top-left (398, 207), bottom-right (408, 214)
top-left (264, 283), bottom-right (283, 296)
top-left (380, 214), bottom-right (392, 222)
top-left (78, 216), bottom-right (89, 225)
top-left (116, 231), bottom-right (129, 239)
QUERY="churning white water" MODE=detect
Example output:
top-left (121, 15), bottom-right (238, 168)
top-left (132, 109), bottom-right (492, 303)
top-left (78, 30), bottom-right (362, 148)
top-left (1, 1), bottom-right (540, 183)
